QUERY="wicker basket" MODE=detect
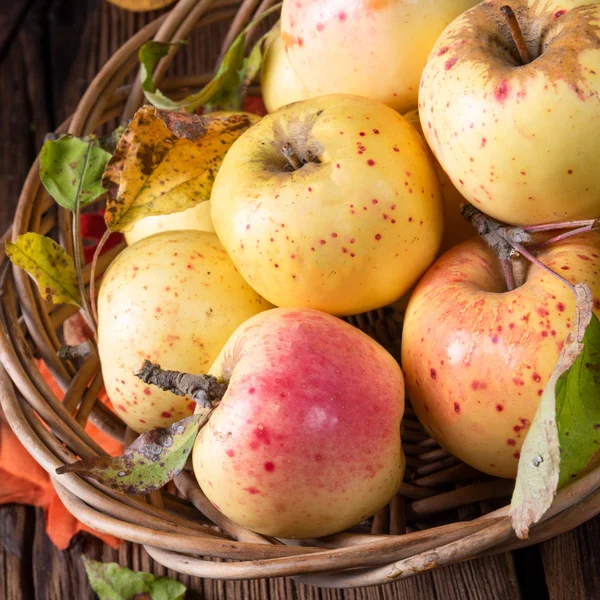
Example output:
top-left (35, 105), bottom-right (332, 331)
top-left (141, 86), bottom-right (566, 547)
top-left (2, 0), bottom-right (600, 588)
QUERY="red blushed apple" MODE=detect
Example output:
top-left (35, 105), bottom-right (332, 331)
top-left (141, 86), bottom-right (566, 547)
top-left (192, 308), bottom-right (405, 538)
top-left (401, 232), bottom-right (600, 478)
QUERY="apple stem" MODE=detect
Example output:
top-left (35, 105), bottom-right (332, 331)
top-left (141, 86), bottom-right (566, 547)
top-left (522, 219), bottom-right (598, 234)
top-left (507, 240), bottom-right (576, 293)
top-left (500, 5), bottom-right (531, 65)
top-left (134, 360), bottom-right (226, 409)
top-left (501, 259), bottom-right (516, 291)
top-left (281, 142), bottom-right (303, 171)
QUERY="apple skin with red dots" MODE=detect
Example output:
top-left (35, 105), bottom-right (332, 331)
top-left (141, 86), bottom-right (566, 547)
top-left (192, 308), bottom-right (405, 539)
top-left (280, 0), bottom-right (479, 113)
top-left (210, 94), bottom-right (444, 316)
top-left (401, 232), bottom-right (600, 478)
top-left (419, 0), bottom-right (600, 226)
top-left (97, 230), bottom-right (272, 433)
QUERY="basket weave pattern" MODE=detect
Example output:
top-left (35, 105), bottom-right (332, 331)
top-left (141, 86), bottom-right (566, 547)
top-left (1, 0), bottom-right (600, 587)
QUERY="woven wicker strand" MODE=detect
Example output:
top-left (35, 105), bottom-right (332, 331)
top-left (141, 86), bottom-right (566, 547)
top-left (1, 0), bottom-right (599, 588)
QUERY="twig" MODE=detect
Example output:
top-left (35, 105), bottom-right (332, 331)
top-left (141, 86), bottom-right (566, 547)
top-left (501, 259), bottom-right (516, 291)
top-left (134, 360), bottom-right (226, 409)
top-left (89, 228), bottom-right (110, 324)
top-left (72, 142), bottom-right (97, 336)
top-left (58, 341), bottom-right (94, 362)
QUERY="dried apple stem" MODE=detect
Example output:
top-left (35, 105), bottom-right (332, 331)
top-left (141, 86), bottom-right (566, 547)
top-left (281, 142), bottom-right (303, 171)
top-left (58, 341), bottom-right (94, 362)
top-left (501, 259), bottom-right (516, 291)
top-left (500, 5), bottom-right (531, 65)
top-left (134, 360), bottom-right (226, 409)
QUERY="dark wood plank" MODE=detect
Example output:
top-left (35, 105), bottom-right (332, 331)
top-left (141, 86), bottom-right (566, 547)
top-left (541, 516), bottom-right (600, 600)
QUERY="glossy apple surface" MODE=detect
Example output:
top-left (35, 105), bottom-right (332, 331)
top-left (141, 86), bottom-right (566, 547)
top-left (98, 230), bottom-right (271, 432)
top-left (193, 308), bottom-right (405, 538)
top-left (401, 232), bottom-right (600, 477)
top-left (281, 0), bottom-right (479, 112)
top-left (260, 23), bottom-right (310, 113)
top-left (419, 0), bottom-right (600, 225)
top-left (210, 94), bottom-right (443, 316)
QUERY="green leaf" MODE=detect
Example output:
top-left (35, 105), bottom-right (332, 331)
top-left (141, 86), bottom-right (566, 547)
top-left (510, 283), bottom-right (594, 539)
top-left (556, 312), bottom-right (600, 486)
top-left (139, 41), bottom-right (186, 94)
top-left (83, 556), bottom-right (186, 600)
top-left (5, 232), bottom-right (82, 307)
top-left (40, 136), bottom-right (111, 211)
top-left (243, 30), bottom-right (270, 89)
top-left (141, 3), bottom-right (281, 113)
top-left (56, 414), bottom-right (203, 494)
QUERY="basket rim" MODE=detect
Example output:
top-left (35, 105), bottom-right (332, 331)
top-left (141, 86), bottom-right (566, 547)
top-left (1, 0), bottom-right (600, 588)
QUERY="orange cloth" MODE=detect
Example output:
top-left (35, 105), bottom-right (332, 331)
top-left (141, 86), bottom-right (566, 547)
top-left (0, 355), bottom-right (123, 550)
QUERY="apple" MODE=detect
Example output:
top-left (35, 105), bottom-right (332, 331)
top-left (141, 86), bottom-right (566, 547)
top-left (401, 232), bottom-right (600, 478)
top-left (404, 109), bottom-right (474, 253)
top-left (281, 0), bottom-right (479, 113)
top-left (124, 200), bottom-right (214, 246)
top-left (193, 308), bottom-right (405, 538)
top-left (210, 94), bottom-right (444, 316)
top-left (98, 230), bottom-right (271, 432)
top-left (260, 22), bottom-right (310, 113)
top-left (419, 0), bottom-right (600, 226)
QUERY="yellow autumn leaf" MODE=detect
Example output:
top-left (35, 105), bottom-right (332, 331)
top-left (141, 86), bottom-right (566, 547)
top-left (106, 0), bottom-right (177, 12)
top-left (102, 106), bottom-right (260, 233)
top-left (5, 233), bottom-right (82, 307)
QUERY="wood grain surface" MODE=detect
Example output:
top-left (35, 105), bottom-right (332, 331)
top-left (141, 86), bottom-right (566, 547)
top-left (0, 1), bottom-right (597, 599)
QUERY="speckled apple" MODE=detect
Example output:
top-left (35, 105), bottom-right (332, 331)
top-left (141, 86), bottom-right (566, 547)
top-left (192, 308), bottom-right (405, 538)
top-left (419, 0), bottom-right (600, 225)
top-left (98, 230), bottom-right (272, 432)
top-left (281, 0), bottom-right (479, 113)
top-left (401, 232), bottom-right (600, 478)
top-left (260, 23), bottom-right (310, 113)
top-left (124, 200), bottom-right (214, 246)
top-left (404, 109), bottom-right (474, 254)
top-left (210, 94), bottom-right (444, 316)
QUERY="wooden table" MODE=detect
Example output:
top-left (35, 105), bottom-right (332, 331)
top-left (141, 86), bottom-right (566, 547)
top-left (0, 2), bottom-right (598, 598)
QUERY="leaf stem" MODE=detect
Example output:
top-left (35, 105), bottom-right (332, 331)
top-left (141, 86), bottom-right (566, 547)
top-left (89, 229), bottom-right (110, 324)
top-left (508, 240), bottom-right (576, 293)
top-left (500, 5), bottom-right (531, 65)
top-left (72, 143), bottom-right (98, 335)
top-left (534, 225), bottom-right (597, 248)
top-left (521, 219), bottom-right (597, 233)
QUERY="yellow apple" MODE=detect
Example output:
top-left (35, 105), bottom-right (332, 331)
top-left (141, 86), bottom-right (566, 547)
top-left (98, 230), bottom-right (271, 432)
top-left (124, 201), bottom-right (214, 246)
top-left (260, 23), bottom-right (310, 113)
top-left (281, 0), bottom-right (479, 113)
top-left (404, 109), bottom-right (474, 253)
top-left (401, 232), bottom-right (600, 478)
top-left (210, 94), bottom-right (444, 316)
top-left (419, 0), bottom-right (600, 225)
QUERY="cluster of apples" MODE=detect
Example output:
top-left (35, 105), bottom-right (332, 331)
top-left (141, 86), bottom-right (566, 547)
top-left (98, 0), bottom-right (600, 538)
